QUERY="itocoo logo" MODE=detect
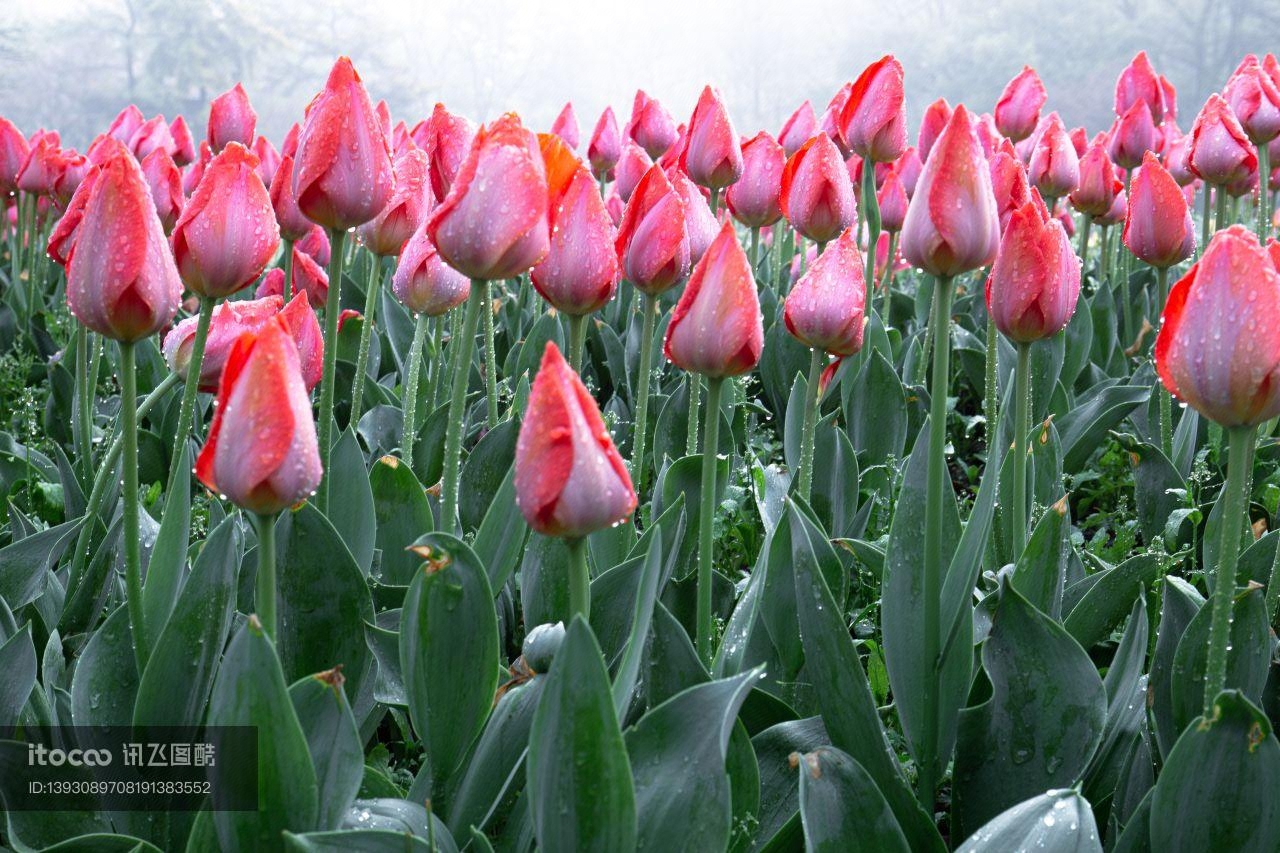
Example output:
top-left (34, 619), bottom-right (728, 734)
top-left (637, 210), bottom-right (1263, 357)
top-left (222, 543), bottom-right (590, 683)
top-left (27, 744), bottom-right (113, 767)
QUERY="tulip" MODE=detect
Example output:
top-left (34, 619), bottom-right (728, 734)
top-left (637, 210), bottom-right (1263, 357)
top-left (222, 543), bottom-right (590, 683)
top-left (207, 83), bottom-right (257, 153)
top-left (616, 164), bottom-right (691, 295)
top-left (375, 100), bottom-right (393, 140)
top-left (876, 165), bottom-right (909, 315)
top-left (172, 142), bottom-right (280, 299)
top-left (728, 131), bottom-right (785, 269)
top-left (106, 106), bottom-right (143, 145)
top-left (663, 221), bottom-right (762, 661)
top-left (587, 106), bottom-right (622, 179)
top-left (1099, 189), bottom-right (1127, 227)
top-left (140, 149), bottom-right (184, 235)
top-left (357, 148), bottom-right (431, 257)
top-left (614, 140), bottom-right (652, 203)
top-left (821, 83), bottom-right (854, 157)
top-left (393, 221), bottom-right (471, 317)
top-left (47, 166), bottom-right (97, 267)
top-left (974, 113), bottom-right (1004, 160)
top-left (163, 295), bottom-right (283, 391)
top-left (669, 168), bottom-right (717, 264)
top-left (605, 189), bottom-right (624, 226)
top-left (1069, 126), bottom-right (1089, 157)
top-left (1027, 113), bottom-right (1079, 206)
top-left (0, 117), bottom-right (29, 194)
top-left (684, 85), bottom-right (743, 196)
top-left (1156, 226), bottom-right (1280, 715)
top-left (127, 115), bottom-right (174, 162)
top-left (1109, 101), bottom-right (1157, 171)
top-left (169, 116), bottom-right (195, 167)
top-left (54, 151), bottom-right (90, 207)
top-left (1071, 138), bottom-right (1123, 218)
top-left (994, 66), bottom-right (1047, 142)
top-left (550, 102), bottom-right (580, 150)
top-left (1124, 151), bottom-right (1195, 272)
top-left (1164, 130), bottom-right (1196, 186)
top-left (657, 123), bottom-right (688, 172)
top-left (629, 90), bottom-right (678, 159)
top-left (296, 224), bottom-right (331, 267)
top-left (784, 225), bottom-right (866, 357)
top-left (197, 315), bottom-right (323, 640)
top-left (514, 342), bottom-right (637, 617)
top-left (897, 146), bottom-right (924, 196)
top-left (1115, 51), bottom-right (1165, 123)
top-left (258, 245), bottom-right (329, 310)
top-left (418, 104), bottom-right (477, 202)
top-left (780, 133), bottom-right (857, 245)
top-left (918, 98), bottom-right (952, 163)
top-left (840, 56), bottom-right (907, 163)
top-left (251, 135), bottom-right (281, 187)
top-left (16, 133), bottom-right (63, 196)
top-left (779, 100), bottom-right (818, 156)
top-left (1225, 55), bottom-right (1280, 237)
top-left (269, 154), bottom-right (312, 244)
top-left (1188, 93), bottom-right (1257, 187)
top-left (183, 142), bottom-right (211, 196)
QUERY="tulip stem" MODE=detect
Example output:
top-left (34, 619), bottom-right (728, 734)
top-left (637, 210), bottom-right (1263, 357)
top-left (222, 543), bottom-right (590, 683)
top-left (1260, 146), bottom-right (1272, 242)
top-left (567, 536), bottom-right (590, 620)
top-left (797, 348), bottom-right (825, 502)
top-left (566, 313), bottom-right (588, 373)
top-left (709, 188), bottom-right (720, 217)
top-left (1215, 185), bottom-right (1229, 233)
top-left (630, 293), bottom-right (658, 507)
top-left (879, 231), bottom-right (898, 324)
top-left (750, 227), bottom-right (760, 272)
top-left (696, 376), bottom-right (725, 664)
top-left (253, 512), bottom-right (279, 643)
top-left (163, 295), bottom-right (215, 502)
top-left (686, 376), bottom-right (701, 455)
top-left (442, 284), bottom-right (484, 534)
top-left (1204, 426), bottom-right (1254, 716)
top-left (318, 228), bottom-right (347, 511)
top-left (119, 341), bottom-right (148, 675)
top-left (482, 280), bottom-right (499, 427)
top-left (1077, 217), bottom-right (1092, 270)
top-left (1012, 341), bottom-right (1032, 551)
top-left (350, 250), bottom-right (382, 427)
top-left (402, 313), bottom-right (429, 452)
top-left (919, 274), bottom-right (953, 811)
top-left (282, 239), bottom-right (294, 303)
top-left (74, 325), bottom-right (93, 480)
top-left (984, 313), bottom-right (999, 451)
top-left (1200, 186), bottom-right (1213, 259)
top-left (862, 164), bottom-right (881, 294)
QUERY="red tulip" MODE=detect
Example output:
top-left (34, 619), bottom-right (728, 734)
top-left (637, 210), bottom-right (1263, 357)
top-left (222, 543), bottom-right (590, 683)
top-left (270, 154), bottom-right (312, 242)
top-left (779, 100), bottom-right (818, 157)
top-left (357, 148), bottom-right (431, 256)
top-left (107, 106), bottom-right (143, 146)
top-left (783, 226), bottom-right (867, 356)
top-left (140, 149), bottom-right (184, 235)
top-left (878, 166), bottom-right (909, 233)
top-left (426, 113), bottom-right (549, 280)
top-left (897, 146), bottom-right (924, 196)
top-left (196, 316), bottom-right (323, 514)
top-left (1123, 152), bottom-right (1195, 268)
top-left (615, 165), bottom-right (690, 295)
top-left (821, 83), bottom-right (854, 157)
top-left (47, 166), bottom-right (98, 267)
top-left (657, 123), bottom-right (688, 172)
top-left (16, 134), bottom-right (63, 196)
top-left (53, 151), bottom-right (90, 207)
top-left (414, 105), bottom-right (475, 207)
top-left (374, 100), bottom-right (393, 140)
top-left (918, 98), bottom-right (952, 163)
top-left (0, 117), bottom-right (29, 194)
top-left (65, 143), bottom-right (182, 342)
top-left (1157, 226), bottom-right (1280, 427)
top-left (902, 105), bottom-right (1000, 277)
top-left (1108, 101), bottom-right (1157, 170)
top-left (974, 113), bottom-right (1004, 161)
top-left (1115, 51), bottom-right (1165, 123)
top-left (1188, 93), bottom-right (1258, 186)
top-left (127, 115), bottom-right (174, 163)
top-left (840, 55), bottom-right (907, 163)
top-left (1070, 139), bottom-right (1123, 217)
top-left (614, 141), bottom-right (653, 203)
top-left (183, 142), bottom-right (211, 196)
top-left (393, 221), bottom-right (471, 316)
top-left (684, 85), bottom-right (743, 190)
top-left (532, 151), bottom-right (619, 315)
top-left (169, 116), bottom-right (195, 167)
top-left (207, 83), bottom-right (257, 154)
top-left (1224, 55), bottom-right (1280, 145)
top-left (664, 221), bottom-right (763, 378)
top-left (1160, 75), bottom-right (1179, 122)
top-left (293, 57), bottom-right (394, 231)
top-left (1027, 113), bottom-right (1080, 201)
top-left (629, 90), bottom-right (678, 160)
top-left (256, 247), bottom-right (329, 311)
top-left (605, 189), bottom-right (624, 226)
top-left (172, 142), bottom-right (280, 298)
top-left (251, 135), bottom-right (281, 187)
top-left (550, 102), bottom-right (580, 150)
top-left (296, 225), bottom-right (331, 267)
top-left (1165, 131), bottom-right (1196, 186)
top-left (1098, 188), bottom-right (1127, 227)
top-left (989, 140), bottom-right (1038, 233)
top-left (780, 133), bottom-right (857, 244)
top-left (994, 66), bottom-right (1047, 142)
top-left (1069, 126), bottom-right (1089, 157)
top-left (587, 106), bottom-right (622, 178)
top-left (726, 131), bottom-right (784, 228)
top-left (986, 193), bottom-right (1081, 343)
top-left (164, 295), bottom-right (282, 391)
top-left (669, 167), bottom-right (717, 263)
top-left (514, 342), bottom-right (636, 538)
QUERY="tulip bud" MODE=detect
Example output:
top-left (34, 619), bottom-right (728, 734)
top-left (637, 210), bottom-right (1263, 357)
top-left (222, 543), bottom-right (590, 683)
top-left (684, 85), bottom-right (743, 190)
top-left (989, 144), bottom-right (1035, 233)
top-left (878, 166), bottom-right (909, 233)
top-left (780, 133), bottom-right (857, 244)
top-left (1115, 51), bottom-right (1165, 123)
top-left (656, 124), bottom-right (687, 172)
top-left (183, 142), bottom-right (211, 196)
top-left (357, 148), bottom-right (432, 256)
top-left (54, 151), bottom-right (90, 207)
top-left (196, 317), bottom-right (323, 514)
top-left (16, 134), bottom-right (63, 196)
top-left (1070, 139), bottom-right (1123, 218)
top-left (1098, 188), bottom-right (1127, 227)
top-left (1027, 114), bottom-right (1080, 201)
top-left (47, 166), bottom-right (97, 267)
top-left (107, 106), bottom-right (143, 146)
top-left (1165, 131), bottom-right (1196, 186)
top-left (270, 154), bottom-right (312, 242)
top-left (726, 131), bottom-right (784, 228)
top-left (393, 221), bottom-right (471, 316)
top-left (164, 295), bottom-right (283, 391)
top-left (783, 226), bottom-right (867, 356)
top-left (1188, 93), bottom-right (1258, 186)
top-left (514, 342), bottom-right (636, 538)
top-left (550, 102), bottom-right (580, 150)
top-left (615, 165), bottom-right (691, 295)
top-left (65, 143), bottom-right (182, 342)
top-left (901, 105), bottom-right (1001, 277)
top-left (985, 194), bottom-right (1081, 344)
top-left (588, 107), bottom-right (622, 177)
top-left (252, 135), bottom-right (281, 187)
top-left (172, 142), bottom-right (280, 298)
top-left (293, 57), bottom-right (395, 231)
top-left (207, 83), bottom-right (257, 154)
top-left (426, 113), bottom-right (550, 281)
top-left (994, 66), bottom-right (1047, 142)
top-left (1156, 226), bottom-right (1280, 427)
top-left (897, 146), bottom-right (924, 197)
top-left (128, 115), bottom-right (175, 163)
top-left (664, 221), bottom-right (763, 377)
top-left (1108, 101), bottom-right (1157, 170)
top-left (918, 98), bottom-right (952, 163)
top-left (1123, 152), bottom-right (1195, 269)
top-left (169, 116), bottom-right (195, 167)
top-left (257, 246), bottom-right (329, 311)
top-left (840, 55), bottom-right (908, 163)
top-left (668, 167), bottom-right (717, 263)
top-left (1224, 55), bottom-right (1280, 145)
top-left (296, 225), bottom-right (331, 267)
top-left (0, 117), bottom-right (29, 194)
top-left (629, 90), bottom-right (678, 159)
top-left (416, 104), bottom-right (475, 203)
top-left (140, 149), bottom-right (184, 235)
top-left (605, 189), bottom-right (624, 226)
top-left (614, 141), bottom-right (652, 203)
top-left (779, 100), bottom-right (818, 157)
top-left (532, 157), bottom-right (619, 315)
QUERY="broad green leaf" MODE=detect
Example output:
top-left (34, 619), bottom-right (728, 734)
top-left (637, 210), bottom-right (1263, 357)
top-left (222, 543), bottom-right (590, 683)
top-left (751, 717), bottom-right (829, 851)
top-left (289, 670), bottom-right (363, 831)
top-left (473, 463), bottom-right (527, 593)
top-left (795, 747), bottom-right (911, 853)
top-left (955, 788), bottom-right (1102, 852)
top-left (1150, 576), bottom-right (1204, 761)
top-left (1010, 498), bottom-right (1070, 620)
top-left (0, 622), bottom-right (35, 730)
top-left (1057, 382), bottom-right (1148, 472)
top-left (1064, 555), bottom-right (1162, 649)
top-left (70, 604), bottom-right (138, 727)
top-left (140, 443), bottom-right (191, 646)
top-left (0, 517), bottom-right (80, 609)
top-left (846, 350), bottom-right (907, 463)
top-left (459, 418), bottom-right (517, 533)
top-left (519, 533), bottom-right (570, 627)
top-left (326, 427), bottom-right (377, 574)
top-left (370, 455), bottom-right (433, 586)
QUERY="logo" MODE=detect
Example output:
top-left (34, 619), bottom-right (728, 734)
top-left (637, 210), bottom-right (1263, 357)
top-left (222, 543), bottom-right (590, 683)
top-left (27, 744), bottom-right (113, 767)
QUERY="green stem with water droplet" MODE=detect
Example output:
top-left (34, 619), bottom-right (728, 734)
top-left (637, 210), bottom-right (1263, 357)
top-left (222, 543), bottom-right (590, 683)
top-left (862, 162), bottom-right (881, 293)
top-left (1260, 146), bottom-right (1272, 242)
top-left (441, 283), bottom-right (485, 534)
top-left (696, 376), bottom-right (725, 664)
top-left (631, 293), bottom-right (658, 507)
top-left (483, 280), bottom-right (499, 427)
top-left (164, 296), bottom-right (215, 498)
top-left (402, 312), bottom-right (430, 454)
top-left (686, 375), bottom-right (702, 455)
top-left (797, 347), bottom-right (824, 503)
top-left (1203, 425), bottom-right (1254, 716)
top-left (317, 228), bottom-right (347, 510)
top-left (567, 312), bottom-right (587, 373)
top-left (253, 512), bottom-right (278, 642)
top-left (281, 238), bottom-right (294, 303)
top-left (567, 536), bottom-right (590, 620)
top-left (119, 341), bottom-right (147, 674)
top-left (350, 249), bottom-right (382, 427)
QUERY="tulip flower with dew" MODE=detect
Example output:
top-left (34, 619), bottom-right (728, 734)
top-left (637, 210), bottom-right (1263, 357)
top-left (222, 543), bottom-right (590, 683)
top-left (418, 103), bottom-right (477, 202)
top-left (1225, 55), bottom-right (1280, 237)
top-left (727, 131), bottom-right (785, 268)
top-left (588, 106), bottom-right (622, 184)
top-left (784, 226), bottom-right (865, 499)
top-left (876, 164), bottom-right (909, 318)
top-left (780, 133), bottom-right (857, 248)
top-left (994, 66), bottom-right (1047, 142)
top-left (684, 85), bottom-right (742, 206)
top-left (779, 100), bottom-right (818, 157)
top-left (140, 149), bottom-right (184, 235)
top-left (1027, 113), bottom-right (1079, 210)
top-left (1155, 225), bottom-right (1280, 717)
top-left (918, 98), bottom-right (952, 163)
top-left (629, 90), bottom-right (678, 160)
top-left (515, 342), bottom-right (637, 617)
top-left (550, 102), bottom-right (580, 151)
top-left (1116, 51), bottom-right (1166, 123)
top-left (208, 83), bottom-right (256, 153)
top-left (664, 221), bottom-right (762, 661)
top-left (1189, 93), bottom-right (1258, 239)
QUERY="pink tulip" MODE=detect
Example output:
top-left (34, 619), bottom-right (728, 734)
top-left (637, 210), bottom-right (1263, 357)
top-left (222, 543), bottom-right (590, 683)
top-left (207, 83), bottom-right (257, 154)
top-left (296, 225), bottom-right (331, 267)
top-left (588, 106), bottom-right (623, 178)
top-left (918, 98), bottom-right (952, 163)
top-left (1027, 113), bottom-right (1080, 201)
top-left (251, 135), bottom-right (281, 187)
top-left (1123, 151), bottom-right (1195, 269)
top-left (995, 66), bottom-right (1047, 142)
top-left (986, 194), bottom-right (1081, 343)
top-left (726, 131), bottom-right (784, 228)
top-left (1188, 93), bottom-right (1258, 186)
top-left (629, 90), bottom-right (678, 159)
top-left (1098, 188), bottom-right (1127, 227)
top-left (1109, 101), bottom-right (1158, 170)
top-left (164, 295), bottom-right (283, 391)
top-left (550, 102), bottom-right (580, 150)
top-left (47, 166), bottom-right (98, 267)
top-left (780, 133), bottom-right (857, 244)
top-left (684, 85), bottom-right (743, 191)
top-left (1115, 51), bottom-right (1165, 123)
top-left (840, 55), bottom-right (908, 163)
top-left (257, 246), bottom-right (329, 311)
top-left (127, 115), bottom-right (175, 163)
top-left (1224, 55), bottom-right (1280, 145)
top-left (169, 116), bottom-right (196, 167)
top-left (897, 146), bottom-right (924, 196)
top-left (140, 149), bottom-right (184, 235)
top-left (53, 151), bottom-right (90, 207)
top-left (614, 140), bottom-right (653, 203)
top-left (0, 117), bottom-right (29, 194)
top-left (820, 83), bottom-right (854, 157)
top-left (107, 106), bottom-right (144, 146)
top-left (357, 148), bottom-right (432, 256)
top-left (668, 167), bottom-right (717, 263)
top-left (784, 226), bottom-right (867, 356)
top-left (270, 154), bottom-right (312, 242)
top-left (615, 165), bottom-right (690, 295)
top-left (779, 100), bottom-right (819, 157)
top-left (393, 221), bottom-right (471, 316)
top-left (989, 140), bottom-right (1035, 231)
top-left (16, 134), bottom-right (63, 196)
top-left (1070, 139), bottom-right (1123, 218)
top-left (532, 157), bottom-right (619, 315)
top-left (878, 166), bottom-right (909, 232)
top-left (183, 142), bottom-right (212, 196)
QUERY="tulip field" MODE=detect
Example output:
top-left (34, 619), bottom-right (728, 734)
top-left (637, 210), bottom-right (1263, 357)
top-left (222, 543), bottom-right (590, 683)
top-left (3, 48), bottom-right (1280, 852)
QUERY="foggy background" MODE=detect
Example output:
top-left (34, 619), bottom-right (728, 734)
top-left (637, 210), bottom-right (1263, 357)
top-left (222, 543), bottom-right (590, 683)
top-left (3, 0), bottom-right (1278, 150)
